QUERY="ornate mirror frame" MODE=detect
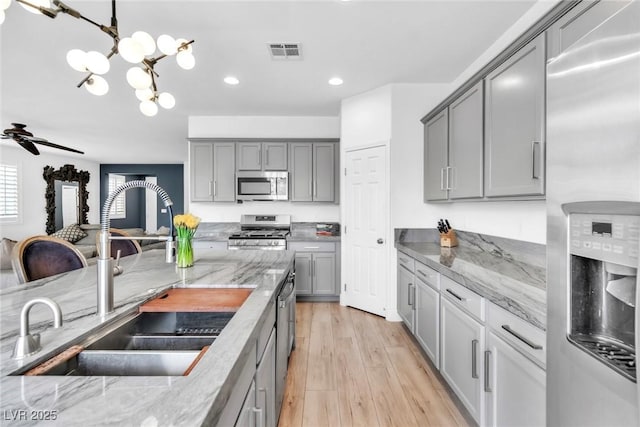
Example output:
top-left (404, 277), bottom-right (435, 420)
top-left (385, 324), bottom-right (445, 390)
top-left (43, 164), bottom-right (91, 235)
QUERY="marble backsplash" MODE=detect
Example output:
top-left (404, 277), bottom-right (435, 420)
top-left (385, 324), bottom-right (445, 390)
top-left (395, 228), bottom-right (546, 271)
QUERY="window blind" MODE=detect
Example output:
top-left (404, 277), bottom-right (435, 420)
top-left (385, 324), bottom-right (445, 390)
top-left (108, 174), bottom-right (126, 219)
top-left (0, 164), bottom-right (19, 220)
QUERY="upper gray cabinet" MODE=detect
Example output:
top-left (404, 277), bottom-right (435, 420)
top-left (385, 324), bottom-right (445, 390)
top-left (290, 142), bottom-right (335, 202)
top-left (424, 109), bottom-right (449, 202)
top-left (237, 142), bottom-right (287, 171)
top-left (448, 81), bottom-right (484, 199)
top-left (190, 141), bottom-right (236, 202)
top-left (424, 81), bottom-right (483, 202)
top-left (484, 33), bottom-right (545, 198)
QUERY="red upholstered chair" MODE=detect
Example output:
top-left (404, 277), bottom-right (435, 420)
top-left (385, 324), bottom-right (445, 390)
top-left (11, 236), bottom-right (88, 284)
top-left (95, 228), bottom-right (142, 258)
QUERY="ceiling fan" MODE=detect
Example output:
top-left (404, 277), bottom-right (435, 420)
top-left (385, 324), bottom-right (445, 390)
top-left (1, 123), bottom-right (84, 156)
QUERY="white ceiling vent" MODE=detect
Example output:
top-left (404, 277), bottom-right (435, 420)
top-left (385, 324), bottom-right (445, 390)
top-left (268, 43), bottom-right (302, 60)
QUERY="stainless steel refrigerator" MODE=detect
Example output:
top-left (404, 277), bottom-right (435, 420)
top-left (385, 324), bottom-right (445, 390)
top-left (547, 1), bottom-right (640, 425)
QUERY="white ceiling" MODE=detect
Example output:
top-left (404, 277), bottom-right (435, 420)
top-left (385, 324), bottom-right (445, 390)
top-left (0, 0), bottom-right (536, 163)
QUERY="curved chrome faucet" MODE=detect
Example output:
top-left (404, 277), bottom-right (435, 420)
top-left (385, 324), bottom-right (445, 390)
top-left (12, 298), bottom-right (63, 359)
top-left (97, 180), bottom-right (175, 318)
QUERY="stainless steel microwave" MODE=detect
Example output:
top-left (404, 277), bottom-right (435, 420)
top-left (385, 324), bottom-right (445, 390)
top-left (236, 171), bottom-right (288, 201)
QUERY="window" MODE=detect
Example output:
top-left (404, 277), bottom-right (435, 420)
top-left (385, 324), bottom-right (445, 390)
top-left (0, 164), bottom-right (19, 222)
top-left (108, 174), bottom-right (126, 219)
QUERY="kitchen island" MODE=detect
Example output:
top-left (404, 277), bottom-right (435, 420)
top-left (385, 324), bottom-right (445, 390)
top-left (0, 249), bottom-right (294, 426)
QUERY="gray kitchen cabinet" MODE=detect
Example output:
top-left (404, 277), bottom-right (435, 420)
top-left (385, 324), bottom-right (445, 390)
top-left (441, 296), bottom-right (485, 424)
top-left (293, 252), bottom-right (313, 294)
top-left (414, 263), bottom-right (440, 369)
top-left (289, 143), bottom-right (335, 202)
top-left (313, 143), bottom-right (335, 202)
top-left (290, 143), bottom-right (313, 201)
top-left (235, 380), bottom-right (257, 427)
top-left (424, 109), bottom-right (448, 201)
top-left (484, 330), bottom-right (545, 427)
top-left (484, 33), bottom-right (546, 198)
top-left (191, 142), bottom-right (214, 202)
top-left (289, 241), bottom-right (338, 297)
top-left (448, 81), bottom-right (484, 199)
top-left (397, 262), bottom-right (415, 332)
top-left (237, 142), bottom-right (287, 171)
top-left (190, 141), bottom-right (235, 202)
top-left (255, 328), bottom-right (276, 427)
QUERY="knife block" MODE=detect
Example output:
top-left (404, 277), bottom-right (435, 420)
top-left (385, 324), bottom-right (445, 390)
top-left (440, 230), bottom-right (458, 248)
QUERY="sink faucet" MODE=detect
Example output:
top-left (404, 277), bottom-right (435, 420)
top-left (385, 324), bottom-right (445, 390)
top-left (12, 298), bottom-right (63, 359)
top-left (97, 180), bottom-right (175, 318)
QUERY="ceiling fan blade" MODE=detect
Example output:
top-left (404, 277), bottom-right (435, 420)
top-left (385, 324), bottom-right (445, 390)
top-left (16, 138), bottom-right (41, 155)
top-left (31, 138), bottom-right (84, 154)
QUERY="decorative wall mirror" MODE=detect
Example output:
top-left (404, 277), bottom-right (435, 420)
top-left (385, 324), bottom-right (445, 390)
top-left (43, 164), bottom-right (90, 235)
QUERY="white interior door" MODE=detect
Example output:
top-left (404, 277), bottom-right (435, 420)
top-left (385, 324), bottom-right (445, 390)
top-left (344, 145), bottom-right (387, 317)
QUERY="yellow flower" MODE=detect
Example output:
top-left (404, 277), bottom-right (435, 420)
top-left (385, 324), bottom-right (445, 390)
top-left (174, 213), bottom-right (200, 230)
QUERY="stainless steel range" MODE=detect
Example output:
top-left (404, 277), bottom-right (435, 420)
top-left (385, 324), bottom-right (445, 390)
top-left (227, 214), bottom-right (291, 250)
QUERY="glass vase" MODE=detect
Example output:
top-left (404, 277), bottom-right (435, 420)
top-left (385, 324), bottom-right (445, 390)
top-left (176, 236), bottom-right (194, 268)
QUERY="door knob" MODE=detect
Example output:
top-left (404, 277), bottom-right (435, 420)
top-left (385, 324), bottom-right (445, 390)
top-left (377, 238), bottom-right (384, 244)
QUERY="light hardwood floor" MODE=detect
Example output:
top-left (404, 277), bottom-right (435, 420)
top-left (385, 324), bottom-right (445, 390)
top-left (278, 302), bottom-right (469, 427)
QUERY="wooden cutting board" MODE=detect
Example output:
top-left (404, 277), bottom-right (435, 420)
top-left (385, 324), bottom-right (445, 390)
top-left (140, 288), bottom-right (252, 312)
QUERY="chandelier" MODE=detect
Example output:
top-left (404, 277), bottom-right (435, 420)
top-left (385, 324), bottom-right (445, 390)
top-left (0, 0), bottom-right (195, 117)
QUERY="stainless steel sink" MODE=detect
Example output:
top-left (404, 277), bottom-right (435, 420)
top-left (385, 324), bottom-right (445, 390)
top-left (40, 350), bottom-right (201, 376)
top-left (20, 311), bottom-right (236, 376)
top-left (85, 311), bottom-right (235, 351)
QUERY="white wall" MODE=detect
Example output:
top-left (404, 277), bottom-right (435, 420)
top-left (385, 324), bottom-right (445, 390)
top-left (0, 145), bottom-right (100, 241)
top-left (340, 86), bottom-right (392, 149)
top-left (382, 0), bottom-right (559, 245)
top-left (187, 116), bottom-right (341, 222)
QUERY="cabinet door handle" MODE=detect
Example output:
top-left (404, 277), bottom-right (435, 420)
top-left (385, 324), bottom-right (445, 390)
top-left (440, 168), bottom-right (445, 191)
top-left (251, 407), bottom-right (264, 427)
top-left (308, 259), bottom-right (312, 277)
top-left (471, 339), bottom-right (479, 379)
top-left (313, 259), bottom-right (316, 278)
top-left (484, 350), bottom-right (492, 392)
top-left (213, 180), bottom-right (217, 197)
top-left (266, 148), bottom-right (270, 166)
top-left (501, 325), bottom-right (543, 350)
top-left (446, 166), bottom-right (453, 190)
top-left (258, 388), bottom-right (267, 427)
top-left (208, 181), bottom-right (212, 196)
top-left (304, 246), bottom-right (320, 249)
top-left (408, 283), bottom-right (414, 306)
top-left (313, 181), bottom-right (317, 197)
top-left (417, 269), bottom-right (429, 279)
top-left (531, 141), bottom-right (540, 180)
top-left (445, 288), bottom-right (465, 302)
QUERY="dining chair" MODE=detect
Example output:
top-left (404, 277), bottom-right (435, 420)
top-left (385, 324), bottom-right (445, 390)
top-left (96, 228), bottom-right (142, 258)
top-left (11, 236), bottom-right (88, 284)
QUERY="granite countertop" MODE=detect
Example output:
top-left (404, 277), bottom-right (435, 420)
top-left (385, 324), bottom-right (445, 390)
top-left (396, 230), bottom-right (546, 330)
top-left (0, 249), bottom-right (294, 426)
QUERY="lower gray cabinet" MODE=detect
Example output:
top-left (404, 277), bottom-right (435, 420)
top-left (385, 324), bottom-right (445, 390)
top-left (415, 277), bottom-right (440, 369)
top-left (236, 380), bottom-right (257, 427)
top-left (255, 329), bottom-right (276, 427)
top-left (397, 263), bottom-right (415, 332)
top-left (289, 242), bottom-right (338, 297)
top-left (440, 297), bottom-right (485, 424)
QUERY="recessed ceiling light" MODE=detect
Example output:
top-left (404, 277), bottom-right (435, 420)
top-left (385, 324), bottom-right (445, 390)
top-left (224, 76), bottom-right (240, 85)
top-left (328, 77), bottom-right (343, 86)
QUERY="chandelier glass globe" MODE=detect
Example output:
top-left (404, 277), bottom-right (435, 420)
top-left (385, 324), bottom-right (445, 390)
top-left (85, 76), bottom-right (109, 96)
top-left (140, 100), bottom-right (158, 117)
top-left (118, 37), bottom-right (145, 64)
top-left (126, 67), bottom-right (152, 90)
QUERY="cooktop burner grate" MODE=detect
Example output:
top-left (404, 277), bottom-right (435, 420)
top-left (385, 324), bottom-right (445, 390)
top-left (569, 334), bottom-right (636, 382)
